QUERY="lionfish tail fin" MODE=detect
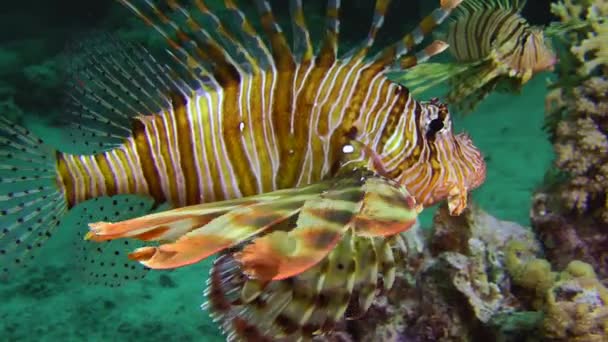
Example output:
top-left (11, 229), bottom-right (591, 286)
top-left (0, 117), bottom-right (68, 278)
top-left (373, 0), bottom-right (462, 66)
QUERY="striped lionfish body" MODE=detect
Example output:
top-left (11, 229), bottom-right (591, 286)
top-left (87, 168), bottom-right (422, 340)
top-left (392, 0), bottom-right (557, 113)
top-left (0, 0), bottom-right (486, 278)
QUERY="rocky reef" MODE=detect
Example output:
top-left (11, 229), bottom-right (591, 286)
top-left (322, 203), bottom-right (608, 342)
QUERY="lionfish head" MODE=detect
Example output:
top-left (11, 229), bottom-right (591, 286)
top-left (398, 98), bottom-right (486, 214)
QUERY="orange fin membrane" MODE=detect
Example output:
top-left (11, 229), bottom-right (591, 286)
top-left (86, 183), bottom-right (331, 270)
top-left (352, 177), bottom-right (421, 237)
top-left (235, 195), bottom-right (355, 281)
top-left (235, 173), bottom-right (421, 281)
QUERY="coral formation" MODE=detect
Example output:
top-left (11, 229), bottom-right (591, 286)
top-left (534, 0), bottom-right (608, 281)
top-left (325, 203), bottom-right (546, 341)
top-left (506, 244), bottom-right (608, 341)
top-left (323, 203), bottom-right (608, 342)
top-left (551, 0), bottom-right (608, 75)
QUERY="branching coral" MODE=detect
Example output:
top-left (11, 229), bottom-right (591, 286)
top-left (551, 0), bottom-right (608, 75)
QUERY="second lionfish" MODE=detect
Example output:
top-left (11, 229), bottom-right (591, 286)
top-left (0, 0), bottom-right (486, 340)
top-left (392, 0), bottom-right (557, 113)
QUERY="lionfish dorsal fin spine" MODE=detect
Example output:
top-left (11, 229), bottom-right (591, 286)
top-left (289, 0), bottom-right (314, 63)
top-left (254, 0), bottom-right (296, 70)
top-left (394, 40), bottom-right (450, 71)
top-left (317, 0), bottom-right (342, 66)
top-left (189, 0), bottom-right (260, 74)
top-left (221, 0), bottom-right (274, 70)
top-left (116, 0), bottom-right (218, 88)
top-left (157, 1), bottom-right (243, 86)
top-left (346, 0), bottom-right (393, 62)
top-left (373, 0), bottom-right (461, 67)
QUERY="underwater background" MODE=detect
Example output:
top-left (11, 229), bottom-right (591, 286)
top-left (1, 0), bottom-right (606, 341)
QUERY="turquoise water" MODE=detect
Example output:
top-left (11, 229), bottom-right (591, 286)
top-left (1, 1), bottom-right (558, 341)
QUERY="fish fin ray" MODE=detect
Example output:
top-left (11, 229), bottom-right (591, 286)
top-left (253, 0), bottom-right (295, 70)
top-left (373, 0), bottom-right (462, 66)
top-left (61, 33), bottom-right (191, 154)
top-left (317, 0), bottom-right (342, 66)
top-left (387, 61), bottom-right (472, 96)
top-left (0, 117), bottom-right (68, 280)
top-left (345, 0), bottom-right (393, 61)
top-left (289, 0), bottom-right (314, 63)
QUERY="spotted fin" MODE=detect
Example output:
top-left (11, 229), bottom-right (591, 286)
top-left (68, 194), bottom-right (166, 287)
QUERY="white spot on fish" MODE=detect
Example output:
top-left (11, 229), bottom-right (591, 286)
top-left (342, 144), bottom-right (354, 154)
top-left (238, 122), bottom-right (245, 132)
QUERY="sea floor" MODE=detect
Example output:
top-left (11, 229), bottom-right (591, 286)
top-left (0, 75), bottom-right (554, 341)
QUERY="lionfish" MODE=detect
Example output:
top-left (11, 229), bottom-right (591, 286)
top-left (0, 0), bottom-right (486, 339)
top-left (391, 0), bottom-right (557, 113)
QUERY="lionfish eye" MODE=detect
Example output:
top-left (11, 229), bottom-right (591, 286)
top-left (427, 118), bottom-right (444, 138)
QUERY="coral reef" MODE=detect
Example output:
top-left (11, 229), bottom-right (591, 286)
top-left (322, 203), bottom-right (608, 341)
top-left (534, 0), bottom-right (608, 281)
top-left (506, 243), bottom-right (608, 341)
top-left (325, 203), bottom-right (547, 341)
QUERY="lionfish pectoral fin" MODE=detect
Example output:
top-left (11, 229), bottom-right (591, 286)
top-left (387, 61), bottom-right (471, 97)
top-left (446, 61), bottom-right (501, 113)
top-left (353, 177), bottom-right (420, 237)
top-left (86, 202), bottom-right (232, 242)
top-left (236, 174), bottom-right (383, 281)
top-left (87, 184), bottom-right (333, 270)
top-left (236, 226), bottom-right (343, 281)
